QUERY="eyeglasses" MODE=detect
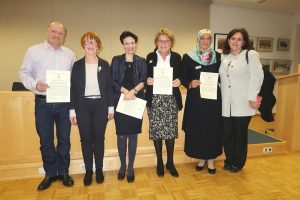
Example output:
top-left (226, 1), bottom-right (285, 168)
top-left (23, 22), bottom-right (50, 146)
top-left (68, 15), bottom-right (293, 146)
top-left (84, 40), bottom-right (97, 45)
top-left (158, 40), bottom-right (171, 44)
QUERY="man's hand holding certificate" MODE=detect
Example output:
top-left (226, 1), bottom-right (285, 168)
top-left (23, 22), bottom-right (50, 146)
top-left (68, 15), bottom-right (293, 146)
top-left (199, 72), bottom-right (219, 100)
top-left (153, 67), bottom-right (173, 95)
top-left (46, 70), bottom-right (70, 103)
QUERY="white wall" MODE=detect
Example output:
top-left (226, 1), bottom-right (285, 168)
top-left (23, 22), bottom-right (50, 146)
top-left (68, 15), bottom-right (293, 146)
top-left (292, 13), bottom-right (300, 25)
top-left (210, 4), bottom-right (295, 70)
top-left (0, 0), bottom-right (210, 91)
top-left (292, 13), bottom-right (300, 72)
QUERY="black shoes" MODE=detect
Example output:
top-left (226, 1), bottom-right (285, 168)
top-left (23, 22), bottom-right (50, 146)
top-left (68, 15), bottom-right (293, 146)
top-left (38, 174), bottom-right (74, 191)
top-left (223, 164), bottom-right (242, 173)
top-left (118, 168), bottom-right (135, 183)
top-left (83, 170), bottom-right (104, 185)
top-left (230, 166), bottom-right (241, 173)
top-left (127, 172), bottom-right (135, 183)
top-left (156, 164), bottom-right (164, 177)
top-left (223, 164), bottom-right (231, 171)
top-left (196, 161), bottom-right (216, 174)
top-left (156, 163), bottom-right (179, 177)
top-left (84, 170), bottom-right (93, 186)
top-left (58, 174), bottom-right (74, 187)
top-left (208, 168), bottom-right (216, 174)
top-left (207, 160), bottom-right (216, 175)
top-left (195, 165), bottom-right (205, 171)
top-left (118, 170), bottom-right (126, 180)
top-left (37, 176), bottom-right (57, 191)
top-left (96, 169), bottom-right (104, 183)
top-left (166, 163), bottom-right (179, 177)
top-left (195, 162), bottom-right (205, 171)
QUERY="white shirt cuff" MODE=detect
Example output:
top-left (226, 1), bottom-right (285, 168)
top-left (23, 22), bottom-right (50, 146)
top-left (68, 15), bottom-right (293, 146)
top-left (108, 106), bottom-right (114, 113)
top-left (69, 109), bottom-right (76, 117)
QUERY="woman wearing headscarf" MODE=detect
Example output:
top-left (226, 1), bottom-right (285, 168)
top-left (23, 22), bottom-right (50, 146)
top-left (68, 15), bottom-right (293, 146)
top-left (182, 29), bottom-right (222, 174)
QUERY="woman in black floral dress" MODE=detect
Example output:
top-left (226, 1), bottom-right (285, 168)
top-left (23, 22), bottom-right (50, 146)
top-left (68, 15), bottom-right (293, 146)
top-left (145, 28), bottom-right (182, 177)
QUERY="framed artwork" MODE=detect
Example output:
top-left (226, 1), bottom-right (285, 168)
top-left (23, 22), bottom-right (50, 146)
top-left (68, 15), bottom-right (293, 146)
top-left (213, 33), bottom-right (227, 53)
top-left (260, 59), bottom-right (272, 71)
top-left (256, 37), bottom-right (273, 52)
top-left (249, 36), bottom-right (257, 50)
top-left (277, 38), bottom-right (290, 51)
top-left (271, 59), bottom-right (291, 75)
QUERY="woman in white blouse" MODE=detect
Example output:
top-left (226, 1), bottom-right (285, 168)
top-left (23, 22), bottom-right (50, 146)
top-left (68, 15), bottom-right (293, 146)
top-left (145, 28), bottom-right (182, 177)
top-left (219, 28), bottom-right (263, 173)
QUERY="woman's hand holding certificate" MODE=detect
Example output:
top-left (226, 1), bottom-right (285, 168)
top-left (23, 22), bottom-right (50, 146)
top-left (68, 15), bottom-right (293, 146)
top-left (199, 72), bottom-right (218, 100)
top-left (153, 67), bottom-right (173, 95)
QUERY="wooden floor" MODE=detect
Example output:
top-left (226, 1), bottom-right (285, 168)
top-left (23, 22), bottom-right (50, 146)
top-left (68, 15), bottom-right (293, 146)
top-left (1, 152), bottom-right (300, 200)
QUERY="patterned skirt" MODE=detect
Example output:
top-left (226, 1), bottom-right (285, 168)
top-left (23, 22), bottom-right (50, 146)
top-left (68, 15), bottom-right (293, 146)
top-left (148, 94), bottom-right (178, 140)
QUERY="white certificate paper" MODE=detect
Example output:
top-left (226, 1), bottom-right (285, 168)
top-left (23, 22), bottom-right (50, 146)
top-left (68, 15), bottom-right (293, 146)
top-left (153, 67), bottom-right (173, 95)
top-left (200, 72), bottom-right (219, 100)
top-left (116, 94), bottom-right (147, 119)
top-left (46, 70), bottom-right (70, 103)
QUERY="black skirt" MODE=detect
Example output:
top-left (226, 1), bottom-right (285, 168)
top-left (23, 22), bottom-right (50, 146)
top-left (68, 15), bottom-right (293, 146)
top-left (114, 112), bottom-right (142, 135)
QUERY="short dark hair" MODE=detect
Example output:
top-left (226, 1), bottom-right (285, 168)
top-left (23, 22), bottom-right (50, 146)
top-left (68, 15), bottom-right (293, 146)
top-left (120, 31), bottom-right (138, 44)
top-left (223, 28), bottom-right (250, 55)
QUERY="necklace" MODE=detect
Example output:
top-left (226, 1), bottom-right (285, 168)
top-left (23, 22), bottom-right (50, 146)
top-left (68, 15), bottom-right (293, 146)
top-left (126, 61), bottom-right (132, 69)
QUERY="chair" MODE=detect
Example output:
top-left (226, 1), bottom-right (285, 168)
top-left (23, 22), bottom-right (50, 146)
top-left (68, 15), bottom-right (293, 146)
top-left (12, 82), bottom-right (29, 91)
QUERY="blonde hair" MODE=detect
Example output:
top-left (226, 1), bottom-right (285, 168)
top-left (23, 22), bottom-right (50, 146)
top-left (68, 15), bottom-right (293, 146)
top-left (154, 28), bottom-right (175, 48)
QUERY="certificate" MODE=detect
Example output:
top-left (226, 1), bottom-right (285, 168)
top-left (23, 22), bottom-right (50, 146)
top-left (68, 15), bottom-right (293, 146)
top-left (199, 72), bottom-right (219, 100)
top-left (46, 70), bottom-right (70, 103)
top-left (153, 67), bottom-right (173, 95)
top-left (116, 94), bottom-right (147, 119)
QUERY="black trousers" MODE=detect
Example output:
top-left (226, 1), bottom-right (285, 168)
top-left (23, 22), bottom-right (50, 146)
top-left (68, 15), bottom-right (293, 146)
top-left (76, 98), bottom-right (108, 171)
top-left (222, 116), bottom-right (251, 169)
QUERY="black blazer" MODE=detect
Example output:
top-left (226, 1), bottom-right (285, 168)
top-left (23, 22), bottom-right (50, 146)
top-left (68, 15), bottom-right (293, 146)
top-left (111, 54), bottom-right (147, 106)
top-left (145, 51), bottom-right (183, 110)
top-left (70, 56), bottom-right (114, 111)
top-left (258, 68), bottom-right (276, 122)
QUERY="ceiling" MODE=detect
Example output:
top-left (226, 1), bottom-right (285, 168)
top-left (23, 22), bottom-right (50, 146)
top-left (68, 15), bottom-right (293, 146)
top-left (211, 0), bottom-right (300, 15)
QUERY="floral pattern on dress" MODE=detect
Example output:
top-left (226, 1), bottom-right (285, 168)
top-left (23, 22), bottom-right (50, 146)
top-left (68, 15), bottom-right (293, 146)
top-left (148, 94), bottom-right (178, 140)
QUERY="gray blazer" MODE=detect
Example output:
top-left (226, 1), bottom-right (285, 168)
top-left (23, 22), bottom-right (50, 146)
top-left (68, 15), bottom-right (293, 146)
top-left (219, 50), bottom-right (264, 117)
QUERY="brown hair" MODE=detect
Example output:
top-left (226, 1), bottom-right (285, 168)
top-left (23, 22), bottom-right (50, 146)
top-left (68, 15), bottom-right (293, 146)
top-left (80, 32), bottom-right (102, 50)
top-left (154, 28), bottom-right (175, 48)
top-left (223, 28), bottom-right (250, 55)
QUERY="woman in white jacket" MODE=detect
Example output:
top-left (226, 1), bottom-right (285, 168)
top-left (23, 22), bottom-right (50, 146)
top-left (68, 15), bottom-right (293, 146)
top-left (219, 28), bottom-right (263, 173)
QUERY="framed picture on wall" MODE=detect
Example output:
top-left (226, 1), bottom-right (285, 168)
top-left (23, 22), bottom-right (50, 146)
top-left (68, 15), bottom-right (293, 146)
top-left (249, 36), bottom-right (257, 50)
top-left (256, 37), bottom-right (273, 52)
top-left (277, 38), bottom-right (290, 51)
top-left (260, 58), bottom-right (272, 71)
top-left (213, 33), bottom-right (227, 53)
top-left (271, 59), bottom-right (291, 75)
